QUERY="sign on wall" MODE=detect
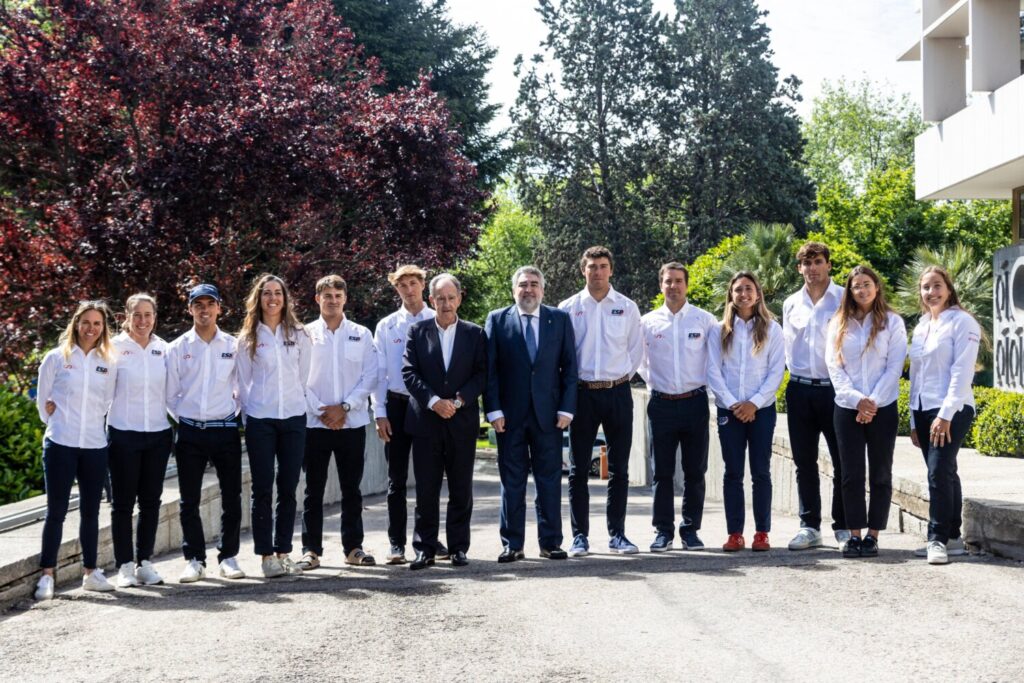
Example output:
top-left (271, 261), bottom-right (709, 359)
top-left (994, 242), bottom-right (1024, 392)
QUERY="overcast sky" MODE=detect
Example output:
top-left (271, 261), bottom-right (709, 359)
top-left (444, 0), bottom-right (923, 132)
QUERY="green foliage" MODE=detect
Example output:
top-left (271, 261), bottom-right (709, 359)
top-left (775, 371), bottom-right (789, 413)
top-left (897, 378), bottom-right (912, 436)
top-left (0, 384), bottom-right (43, 505)
top-left (892, 243), bottom-right (993, 332)
top-left (965, 386), bottom-right (1000, 450)
top-left (972, 392), bottom-right (1024, 457)
top-left (651, 234), bottom-right (744, 312)
top-left (455, 188), bottom-right (542, 323)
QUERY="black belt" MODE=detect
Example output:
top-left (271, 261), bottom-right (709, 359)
top-left (789, 375), bottom-right (832, 387)
top-left (386, 391), bottom-right (410, 403)
top-left (652, 387), bottom-right (706, 401)
top-left (179, 415), bottom-right (239, 430)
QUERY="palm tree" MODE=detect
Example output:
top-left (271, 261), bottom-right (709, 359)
top-left (711, 222), bottom-right (801, 317)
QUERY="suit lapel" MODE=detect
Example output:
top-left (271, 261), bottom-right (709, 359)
top-left (507, 307), bottom-right (531, 365)
top-left (425, 321), bottom-right (446, 376)
top-left (536, 306), bottom-right (551, 360)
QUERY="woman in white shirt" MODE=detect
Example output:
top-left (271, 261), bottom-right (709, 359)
top-left (909, 266), bottom-right (981, 565)
top-left (236, 274), bottom-right (312, 578)
top-left (707, 272), bottom-right (785, 553)
top-left (825, 267), bottom-right (907, 558)
top-left (33, 301), bottom-right (118, 600)
top-left (108, 293), bottom-right (172, 587)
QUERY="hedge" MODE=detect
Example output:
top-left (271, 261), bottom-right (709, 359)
top-left (0, 383), bottom-right (44, 505)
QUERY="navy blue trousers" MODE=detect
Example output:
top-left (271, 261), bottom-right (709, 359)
top-left (717, 406), bottom-right (776, 535)
top-left (496, 411), bottom-right (563, 551)
top-left (40, 439), bottom-right (108, 569)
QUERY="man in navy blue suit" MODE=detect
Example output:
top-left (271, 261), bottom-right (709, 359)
top-left (484, 266), bottom-right (578, 562)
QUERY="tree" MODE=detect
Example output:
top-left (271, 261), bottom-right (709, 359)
top-left (333, 0), bottom-right (507, 192)
top-left (663, 0), bottom-right (814, 255)
top-left (0, 0), bottom-right (483, 382)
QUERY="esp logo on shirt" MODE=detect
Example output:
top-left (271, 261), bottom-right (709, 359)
top-left (221, 352), bottom-right (234, 359)
top-left (610, 309), bottom-right (624, 316)
top-left (151, 349), bottom-right (163, 356)
top-left (688, 332), bottom-right (701, 339)
top-left (348, 336), bottom-right (361, 342)
top-left (283, 341), bottom-right (296, 347)
top-left (96, 366), bottom-right (109, 374)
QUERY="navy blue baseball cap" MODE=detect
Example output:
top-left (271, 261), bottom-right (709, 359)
top-left (188, 283), bottom-right (222, 304)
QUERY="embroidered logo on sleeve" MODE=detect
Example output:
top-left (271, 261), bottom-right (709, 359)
top-left (967, 333), bottom-right (980, 344)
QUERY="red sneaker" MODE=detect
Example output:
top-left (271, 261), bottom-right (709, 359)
top-left (752, 531), bottom-right (770, 551)
top-left (722, 533), bottom-right (745, 552)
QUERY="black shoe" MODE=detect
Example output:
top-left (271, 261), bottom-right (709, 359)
top-left (497, 548), bottom-right (525, 563)
top-left (436, 543), bottom-right (450, 561)
top-left (842, 537), bottom-right (863, 558)
top-left (540, 547), bottom-right (568, 560)
top-left (450, 551), bottom-right (469, 567)
top-left (860, 535), bottom-right (879, 557)
top-left (410, 552), bottom-right (435, 571)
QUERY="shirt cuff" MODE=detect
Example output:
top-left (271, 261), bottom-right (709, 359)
top-left (427, 395), bottom-right (440, 409)
top-left (486, 410), bottom-right (504, 423)
top-left (748, 393), bottom-right (765, 409)
top-left (557, 411), bottom-right (573, 420)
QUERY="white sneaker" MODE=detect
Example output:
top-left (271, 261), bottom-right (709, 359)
top-left (927, 540), bottom-right (949, 565)
top-left (279, 556), bottom-right (304, 576)
top-left (261, 555), bottom-right (286, 578)
top-left (179, 559), bottom-right (206, 583)
top-left (116, 562), bottom-right (139, 588)
top-left (219, 557), bottom-right (246, 579)
top-left (915, 537), bottom-right (966, 558)
top-left (386, 545), bottom-right (407, 565)
top-left (34, 574), bottom-right (54, 601)
top-left (135, 560), bottom-right (164, 585)
top-left (788, 527), bottom-right (824, 550)
top-left (82, 569), bottom-right (115, 592)
top-left (834, 529), bottom-right (852, 546)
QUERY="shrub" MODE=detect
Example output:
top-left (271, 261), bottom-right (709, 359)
top-left (896, 378), bottom-right (911, 436)
top-left (972, 392), bottom-right (1024, 457)
top-left (0, 384), bottom-right (44, 505)
top-left (775, 371), bottom-right (790, 413)
top-left (965, 386), bottom-right (1000, 450)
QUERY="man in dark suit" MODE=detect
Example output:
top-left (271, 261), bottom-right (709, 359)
top-left (402, 273), bottom-right (487, 570)
top-left (485, 266), bottom-right (577, 562)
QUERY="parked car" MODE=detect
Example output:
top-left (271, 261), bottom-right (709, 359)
top-left (562, 431), bottom-right (606, 477)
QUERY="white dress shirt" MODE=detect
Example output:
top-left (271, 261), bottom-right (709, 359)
top-left (236, 323), bottom-right (312, 420)
top-left (372, 305), bottom-right (435, 411)
top-left (825, 312), bottom-right (907, 410)
top-left (783, 282), bottom-right (845, 379)
top-left (909, 307), bottom-right (981, 429)
top-left (166, 327), bottom-right (240, 422)
top-left (638, 302), bottom-right (717, 394)
top-left (305, 316), bottom-right (378, 429)
top-left (706, 318), bottom-right (786, 409)
top-left (36, 346), bottom-right (116, 449)
top-left (558, 286), bottom-right (643, 382)
top-left (425, 319), bottom-right (460, 409)
top-left (109, 332), bottom-right (169, 432)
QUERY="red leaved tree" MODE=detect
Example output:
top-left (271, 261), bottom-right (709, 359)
top-left (0, 0), bottom-right (483, 385)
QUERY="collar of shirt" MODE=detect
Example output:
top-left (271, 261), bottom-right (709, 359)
top-left (184, 326), bottom-right (232, 346)
top-left (801, 281), bottom-right (843, 309)
top-left (435, 317), bottom-right (459, 334)
top-left (398, 305), bottom-right (432, 324)
top-left (658, 302), bottom-right (690, 320)
top-left (581, 285), bottom-right (621, 306)
top-left (312, 315), bottom-right (349, 336)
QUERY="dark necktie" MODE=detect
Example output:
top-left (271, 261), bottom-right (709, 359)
top-left (523, 314), bottom-right (537, 364)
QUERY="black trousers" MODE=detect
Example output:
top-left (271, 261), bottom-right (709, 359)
top-left (245, 415), bottom-right (306, 556)
top-left (569, 382), bottom-right (633, 538)
top-left (786, 381), bottom-right (845, 530)
top-left (108, 427), bottom-right (173, 566)
top-left (913, 406), bottom-right (974, 544)
top-left (175, 422), bottom-right (242, 564)
top-left (834, 402), bottom-right (898, 531)
top-left (301, 426), bottom-right (366, 556)
top-left (411, 423), bottom-right (476, 556)
top-left (384, 396), bottom-right (415, 548)
top-left (649, 393), bottom-right (709, 534)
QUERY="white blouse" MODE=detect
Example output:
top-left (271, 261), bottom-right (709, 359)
top-left (706, 318), bottom-right (785, 410)
top-left (36, 346), bottom-right (116, 449)
top-left (236, 323), bottom-right (312, 420)
top-left (825, 311), bottom-right (907, 410)
top-left (908, 307), bottom-right (980, 429)
top-left (109, 332), bottom-right (169, 432)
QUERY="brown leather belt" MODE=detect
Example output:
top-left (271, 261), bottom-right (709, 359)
top-left (651, 387), bottom-right (706, 401)
top-left (578, 374), bottom-right (631, 390)
top-left (386, 391), bottom-right (410, 403)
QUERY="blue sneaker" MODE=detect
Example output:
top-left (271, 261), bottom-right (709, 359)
top-left (608, 534), bottom-right (639, 554)
top-left (649, 532), bottom-right (673, 552)
top-left (568, 534), bottom-right (589, 557)
top-left (680, 529), bottom-right (705, 551)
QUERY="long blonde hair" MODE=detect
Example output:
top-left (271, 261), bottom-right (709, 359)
top-left (833, 266), bottom-right (891, 366)
top-left (239, 273), bottom-right (306, 359)
top-left (120, 292), bottom-right (158, 334)
top-left (59, 300), bottom-right (114, 361)
top-left (720, 272), bottom-right (773, 354)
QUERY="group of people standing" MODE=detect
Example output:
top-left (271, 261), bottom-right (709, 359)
top-left (31, 240), bottom-right (981, 601)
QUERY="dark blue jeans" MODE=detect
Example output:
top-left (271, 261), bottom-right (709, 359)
top-left (302, 426), bottom-right (366, 556)
top-left (108, 427), bottom-right (173, 566)
top-left (717, 406), bottom-right (776, 535)
top-left (40, 439), bottom-right (108, 569)
top-left (496, 411), bottom-right (563, 551)
top-left (913, 406), bottom-right (974, 544)
top-left (246, 415), bottom-right (306, 556)
top-left (649, 393), bottom-right (710, 534)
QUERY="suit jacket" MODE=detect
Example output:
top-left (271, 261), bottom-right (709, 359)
top-left (402, 318), bottom-right (487, 438)
top-left (484, 304), bottom-right (577, 433)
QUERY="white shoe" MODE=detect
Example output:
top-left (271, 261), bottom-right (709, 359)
top-left (386, 545), bottom-right (407, 565)
top-left (261, 555), bottom-right (286, 578)
top-left (219, 557), bottom-right (246, 579)
top-left (179, 559), bottom-right (206, 583)
top-left (82, 569), bottom-right (115, 592)
top-left (915, 537), bottom-right (966, 558)
top-left (788, 527), bottom-right (823, 550)
top-left (135, 560), bottom-right (164, 585)
top-left (116, 562), bottom-right (139, 588)
top-left (279, 556), bottom-right (304, 576)
top-left (34, 575), bottom-right (54, 601)
top-left (927, 541), bottom-right (949, 565)
top-left (834, 529), bottom-right (852, 546)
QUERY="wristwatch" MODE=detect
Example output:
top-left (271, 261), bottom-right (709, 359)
top-left (341, 402), bottom-right (351, 412)
top-left (453, 398), bottom-right (464, 409)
